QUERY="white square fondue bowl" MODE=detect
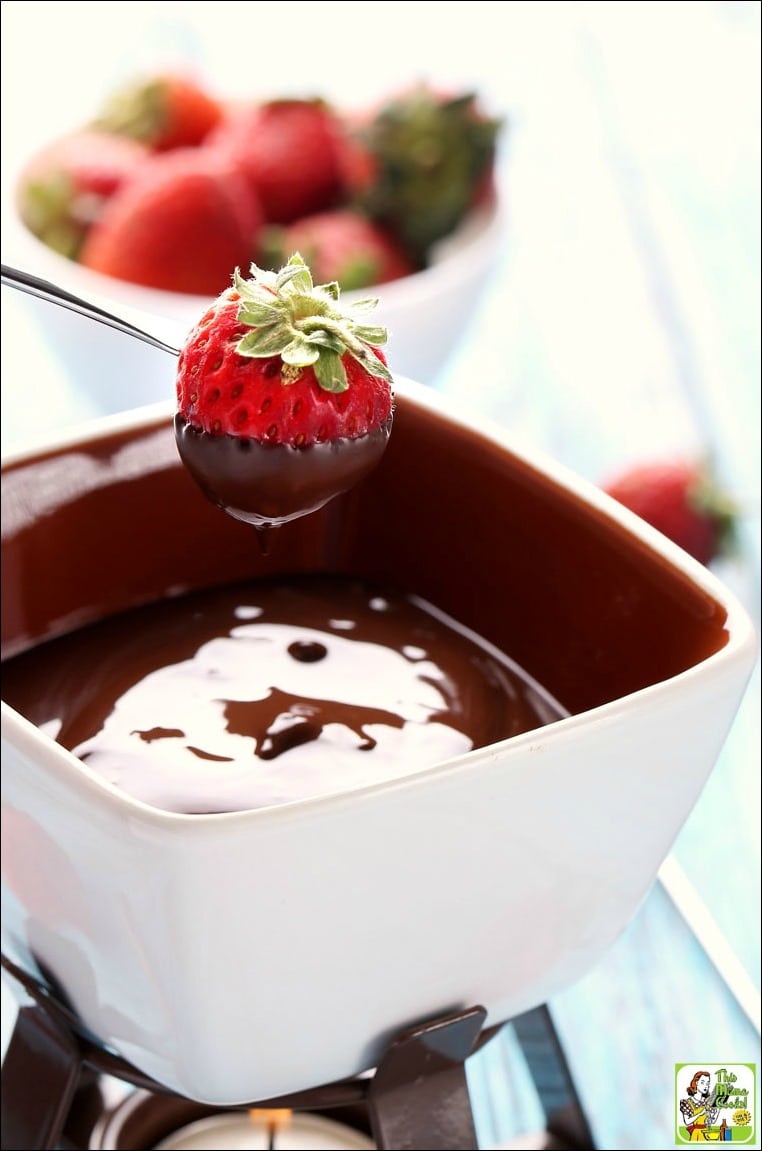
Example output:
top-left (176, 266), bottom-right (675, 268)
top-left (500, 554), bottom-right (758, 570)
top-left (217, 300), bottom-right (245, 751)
top-left (1, 379), bottom-right (755, 1105)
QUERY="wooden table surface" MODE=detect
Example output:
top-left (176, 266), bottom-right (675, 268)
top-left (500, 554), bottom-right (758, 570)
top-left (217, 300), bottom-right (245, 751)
top-left (1, 4), bottom-right (759, 1149)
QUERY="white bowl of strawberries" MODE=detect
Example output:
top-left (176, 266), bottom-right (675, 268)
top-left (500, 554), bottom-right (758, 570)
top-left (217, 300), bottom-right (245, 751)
top-left (3, 72), bottom-right (505, 410)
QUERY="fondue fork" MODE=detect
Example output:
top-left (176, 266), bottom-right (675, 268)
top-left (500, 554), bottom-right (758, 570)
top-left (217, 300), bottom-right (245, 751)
top-left (1, 263), bottom-right (180, 357)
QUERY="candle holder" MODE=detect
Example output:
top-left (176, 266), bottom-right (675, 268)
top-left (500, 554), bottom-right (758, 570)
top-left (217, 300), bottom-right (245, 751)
top-left (1, 953), bottom-right (594, 1151)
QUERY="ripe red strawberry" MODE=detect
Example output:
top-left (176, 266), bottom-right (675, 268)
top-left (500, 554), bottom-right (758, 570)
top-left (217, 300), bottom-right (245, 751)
top-left (602, 459), bottom-right (735, 565)
top-left (174, 254), bottom-right (394, 527)
top-left (16, 130), bottom-right (149, 258)
top-left (94, 72), bottom-right (223, 152)
top-left (208, 98), bottom-right (346, 224)
top-left (79, 149), bottom-right (261, 296)
top-left (260, 209), bottom-right (416, 291)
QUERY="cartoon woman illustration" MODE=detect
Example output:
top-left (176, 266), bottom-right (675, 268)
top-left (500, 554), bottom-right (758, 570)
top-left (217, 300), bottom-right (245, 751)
top-left (680, 1071), bottom-right (721, 1141)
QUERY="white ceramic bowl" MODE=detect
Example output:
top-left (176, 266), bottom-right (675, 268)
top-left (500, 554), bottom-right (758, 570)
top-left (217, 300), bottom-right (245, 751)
top-left (1, 379), bottom-right (755, 1105)
top-left (1, 182), bottom-right (504, 410)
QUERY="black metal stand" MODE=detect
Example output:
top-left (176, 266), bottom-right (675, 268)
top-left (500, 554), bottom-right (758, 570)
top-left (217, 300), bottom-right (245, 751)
top-left (1, 954), bottom-right (595, 1150)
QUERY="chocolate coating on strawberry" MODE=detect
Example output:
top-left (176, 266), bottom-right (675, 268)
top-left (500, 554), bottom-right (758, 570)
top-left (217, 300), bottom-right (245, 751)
top-left (175, 254), bottom-right (394, 527)
top-left (174, 417), bottom-right (391, 527)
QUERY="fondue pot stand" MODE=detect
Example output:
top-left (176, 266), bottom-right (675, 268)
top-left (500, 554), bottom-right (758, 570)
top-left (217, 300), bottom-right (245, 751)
top-left (1, 953), bottom-right (595, 1150)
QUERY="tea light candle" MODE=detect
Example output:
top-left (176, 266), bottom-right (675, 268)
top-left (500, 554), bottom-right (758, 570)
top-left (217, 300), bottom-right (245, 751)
top-left (153, 1110), bottom-right (375, 1150)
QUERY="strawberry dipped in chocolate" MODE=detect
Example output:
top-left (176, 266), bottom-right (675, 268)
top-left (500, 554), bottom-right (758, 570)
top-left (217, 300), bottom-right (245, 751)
top-left (174, 254), bottom-right (394, 529)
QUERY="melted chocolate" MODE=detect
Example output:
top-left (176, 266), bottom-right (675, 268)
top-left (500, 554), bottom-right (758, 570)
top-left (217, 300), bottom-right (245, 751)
top-left (174, 414), bottom-right (393, 528)
top-left (1, 574), bottom-right (565, 815)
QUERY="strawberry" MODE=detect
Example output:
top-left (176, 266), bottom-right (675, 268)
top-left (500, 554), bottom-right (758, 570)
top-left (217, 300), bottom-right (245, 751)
top-left (79, 149), bottom-right (262, 296)
top-left (174, 254), bottom-right (394, 527)
top-left (93, 72), bottom-right (223, 152)
top-left (16, 130), bottom-right (149, 259)
top-left (208, 98), bottom-right (346, 224)
top-left (341, 83), bottom-right (503, 263)
top-left (602, 459), bottom-right (736, 565)
top-left (260, 209), bottom-right (416, 291)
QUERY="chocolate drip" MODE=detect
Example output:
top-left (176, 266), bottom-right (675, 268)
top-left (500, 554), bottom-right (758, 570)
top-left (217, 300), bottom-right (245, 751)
top-left (225, 686), bottom-right (408, 759)
top-left (288, 640), bottom-right (328, 663)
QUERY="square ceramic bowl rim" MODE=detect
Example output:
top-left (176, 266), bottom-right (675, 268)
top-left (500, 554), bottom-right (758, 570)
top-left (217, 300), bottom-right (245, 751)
top-left (1, 378), bottom-right (756, 831)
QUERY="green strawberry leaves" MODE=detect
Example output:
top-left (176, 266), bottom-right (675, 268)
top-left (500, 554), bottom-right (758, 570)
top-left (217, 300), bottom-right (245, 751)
top-left (233, 255), bottom-right (392, 393)
top-left (237, 326), bottom-right (293, 357)
top-left (313, 350), bottom-right (347, 393)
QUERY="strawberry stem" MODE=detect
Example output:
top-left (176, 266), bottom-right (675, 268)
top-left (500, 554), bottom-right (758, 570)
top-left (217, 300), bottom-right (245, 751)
top-left (233, 255), bottom-right (392, 393)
